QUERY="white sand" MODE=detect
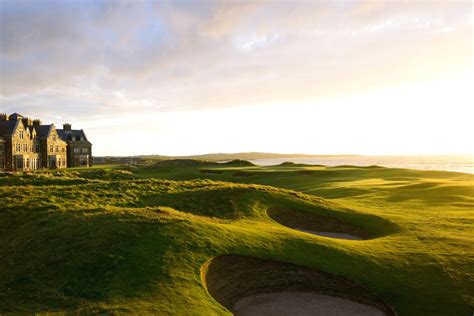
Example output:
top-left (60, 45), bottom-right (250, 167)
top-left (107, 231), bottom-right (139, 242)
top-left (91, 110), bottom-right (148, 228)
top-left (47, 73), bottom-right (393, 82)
top-left (233, 292), bottom-right (385, 316)
top-left (295, 228), bottom-right (362, 240)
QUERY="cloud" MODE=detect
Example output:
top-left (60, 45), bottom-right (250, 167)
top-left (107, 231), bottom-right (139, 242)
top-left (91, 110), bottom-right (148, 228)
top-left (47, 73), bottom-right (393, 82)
top-left (0, 0), bottom-right (471, 120)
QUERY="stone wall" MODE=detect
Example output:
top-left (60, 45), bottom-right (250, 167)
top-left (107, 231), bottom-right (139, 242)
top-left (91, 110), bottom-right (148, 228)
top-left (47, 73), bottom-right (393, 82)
top-left (10, 122), bottom-right (40, 171)
top-left (67, 143), bottom-right (92, 167)
top-left (40, 127), bottom-right (68, 169)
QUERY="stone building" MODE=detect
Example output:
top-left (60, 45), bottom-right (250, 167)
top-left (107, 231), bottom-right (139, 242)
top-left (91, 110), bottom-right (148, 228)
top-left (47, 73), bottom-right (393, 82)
top-left (0, 113), bottom-right (92, 171)
top-left (35, 123), bottom-right (68, 169)
top-left (57, 124), bottom-right (92, 167)
top-left (0, 114), bottom-right (40, 171)
top-left (0, 137), bottom-right (5, 171)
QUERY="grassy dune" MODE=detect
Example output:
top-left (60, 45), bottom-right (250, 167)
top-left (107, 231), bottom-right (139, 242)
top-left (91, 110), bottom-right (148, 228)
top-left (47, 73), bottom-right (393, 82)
top-left (0, 162), bottom-right (473, 314)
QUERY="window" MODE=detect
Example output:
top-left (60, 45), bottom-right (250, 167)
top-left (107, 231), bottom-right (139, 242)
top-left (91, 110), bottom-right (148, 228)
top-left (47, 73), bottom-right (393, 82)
top-left (62, 148), bottom-right (65, 152)
top-left (82, 148), bottom-right (88, 153)
top-left (19, 131), bottom-right (24, 139)
top-left (23, 144), bottom-right (27, 152)
top-left (16, 157), bottom-right (23, 169)
top-left (55, 146), bottom-right (59, 152)
top-left (50, 145), bottom-right (53, 152)
top-left (16, 144), bottom-right (20, 152)
top-left (78, 157), bottom-right (88, 166)
top-left (53, 136), bottom-right (56, 141)
top-left (48, 156), bottom-right (56, 168)
top-left (74, 147), bottom-right (81, 154)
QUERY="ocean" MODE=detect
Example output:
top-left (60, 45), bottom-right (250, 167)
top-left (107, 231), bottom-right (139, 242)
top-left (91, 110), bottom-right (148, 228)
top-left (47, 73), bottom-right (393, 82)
top-left (249, 155), bottom-right (474, 174)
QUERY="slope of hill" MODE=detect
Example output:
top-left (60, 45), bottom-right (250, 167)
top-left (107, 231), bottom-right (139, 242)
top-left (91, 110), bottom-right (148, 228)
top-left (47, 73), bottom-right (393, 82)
top-left (0, 164), bottom-right (472, 314)
top-left (94, 152), bottom-right (359, 164)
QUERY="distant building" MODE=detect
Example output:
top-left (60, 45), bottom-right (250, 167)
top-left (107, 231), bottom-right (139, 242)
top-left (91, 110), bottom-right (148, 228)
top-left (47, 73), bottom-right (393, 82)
top-left (0, 137), bottom-right (5, 170)
top-left (57, 124), bottom-right (92, 167)
top-left (0, 113), bottom-right (92, 171)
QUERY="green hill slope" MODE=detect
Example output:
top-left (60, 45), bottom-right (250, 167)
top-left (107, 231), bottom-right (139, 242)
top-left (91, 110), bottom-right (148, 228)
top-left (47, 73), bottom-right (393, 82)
top-left (0, 165), bottom-right (473, 314)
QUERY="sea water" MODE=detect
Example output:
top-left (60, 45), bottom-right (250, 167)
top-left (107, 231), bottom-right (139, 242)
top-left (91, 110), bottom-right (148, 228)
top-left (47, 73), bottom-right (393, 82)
top-left (249, 155), bottom-right (474, 174)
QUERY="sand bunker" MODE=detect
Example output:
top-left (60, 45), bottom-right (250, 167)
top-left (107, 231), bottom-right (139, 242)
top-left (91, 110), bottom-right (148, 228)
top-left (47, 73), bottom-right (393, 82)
top-left (202, 255), bottom-right (394, 316)
top-left (294, 228), bottom-right (363, 240)
top-left (234, 292), bottom-right (385, 316)
top-left (267, 207), bottom-right (368, 240)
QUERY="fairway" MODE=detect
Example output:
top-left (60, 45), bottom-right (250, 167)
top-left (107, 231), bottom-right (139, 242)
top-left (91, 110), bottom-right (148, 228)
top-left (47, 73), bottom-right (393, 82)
top-left (0, 162), bottom-right (473, 315)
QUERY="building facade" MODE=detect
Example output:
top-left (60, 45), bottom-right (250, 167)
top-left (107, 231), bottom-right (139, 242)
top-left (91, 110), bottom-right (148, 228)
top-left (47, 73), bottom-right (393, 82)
top-left (35, 123), bottom-right (68, 169)
top-left (0, 137), bottom-right (5, 171)
top-left (57, 124), bottom-right (92, 167)
top-left (0, 113), bottom-right (92, 171)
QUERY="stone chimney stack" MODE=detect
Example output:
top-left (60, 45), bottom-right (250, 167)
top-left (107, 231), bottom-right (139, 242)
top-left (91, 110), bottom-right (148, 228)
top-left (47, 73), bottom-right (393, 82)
top-left (0, 113), bottom-right (8, 121)
top-left (63, 123), bottom-right (72, 131)
top-left (22, 117), bottom-right (32, 127)
top-left (33, 119), bottom-right (42, 126)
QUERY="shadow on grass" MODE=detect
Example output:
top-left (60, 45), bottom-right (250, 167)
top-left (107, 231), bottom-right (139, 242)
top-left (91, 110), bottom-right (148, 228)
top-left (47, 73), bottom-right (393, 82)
top-left (0, 206), bottom-right (172, 313)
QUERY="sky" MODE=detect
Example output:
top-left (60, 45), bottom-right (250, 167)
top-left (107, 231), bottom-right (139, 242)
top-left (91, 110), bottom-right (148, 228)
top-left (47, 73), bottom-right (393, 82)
top-left (0, 0), bottom-right (472, 156)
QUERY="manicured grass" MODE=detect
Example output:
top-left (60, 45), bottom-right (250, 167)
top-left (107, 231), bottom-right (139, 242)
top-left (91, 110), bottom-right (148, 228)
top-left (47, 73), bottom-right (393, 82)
top-left (0, 162), bottom-right (473, 314)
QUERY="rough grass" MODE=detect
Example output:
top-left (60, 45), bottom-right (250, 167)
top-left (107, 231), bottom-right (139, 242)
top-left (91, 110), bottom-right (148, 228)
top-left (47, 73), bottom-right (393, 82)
top-left (0, 163), bottom-right (473, 315)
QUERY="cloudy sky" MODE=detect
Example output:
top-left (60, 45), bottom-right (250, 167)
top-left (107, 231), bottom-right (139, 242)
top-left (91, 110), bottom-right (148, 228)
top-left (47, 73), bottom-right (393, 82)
top-left (0, 0), bottom-right (472, 156)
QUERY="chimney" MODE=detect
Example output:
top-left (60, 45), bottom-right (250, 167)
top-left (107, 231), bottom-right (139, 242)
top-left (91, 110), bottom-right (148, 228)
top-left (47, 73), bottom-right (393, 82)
top-left (22, 117), bottom-right (33, 127)
top-left (0, 113), bottom-right (8, 121)
top-left (63, 123), bottom-right (71, 131)
top-left (33, 119), bottom-right (41, 126)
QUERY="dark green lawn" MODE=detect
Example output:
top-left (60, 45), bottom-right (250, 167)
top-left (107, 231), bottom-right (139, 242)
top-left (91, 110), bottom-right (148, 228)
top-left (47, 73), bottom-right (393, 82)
top-left (0, 162), bottom-right (472, 314)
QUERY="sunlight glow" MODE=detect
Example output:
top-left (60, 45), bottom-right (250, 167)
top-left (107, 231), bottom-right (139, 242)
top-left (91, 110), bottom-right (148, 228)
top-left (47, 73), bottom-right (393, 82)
top-left (83, 71), bottom-right (473, 156)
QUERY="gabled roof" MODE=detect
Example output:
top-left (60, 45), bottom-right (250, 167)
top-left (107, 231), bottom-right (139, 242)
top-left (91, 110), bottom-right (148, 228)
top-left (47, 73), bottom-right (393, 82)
top-left (0, 119), bottom-right (20, 137)
top-left (34, 124), bottom-right (53, 139)
top-left (57, 129), bottom-right (92, 145)
top-left (9, 113), bottom-right (24, 120)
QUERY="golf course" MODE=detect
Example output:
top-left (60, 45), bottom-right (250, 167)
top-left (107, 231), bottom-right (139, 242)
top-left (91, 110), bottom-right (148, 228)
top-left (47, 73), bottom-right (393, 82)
top-left (0, 160), bottom-right (473, 315)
